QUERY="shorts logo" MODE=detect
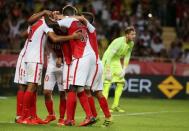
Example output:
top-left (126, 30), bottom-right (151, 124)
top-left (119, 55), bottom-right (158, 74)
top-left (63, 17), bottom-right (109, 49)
top-left (45, 75), bottom-right (49, 81)
top-left (158, 76), bottom-right (183, 99)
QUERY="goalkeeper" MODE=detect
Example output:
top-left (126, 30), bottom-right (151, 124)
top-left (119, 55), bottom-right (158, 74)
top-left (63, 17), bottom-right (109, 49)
top-left (102, 26), bottom-right (136, 112)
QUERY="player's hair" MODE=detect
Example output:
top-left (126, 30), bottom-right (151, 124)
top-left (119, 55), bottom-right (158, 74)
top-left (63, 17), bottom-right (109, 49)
top-left (62, 5), bottom-right (78, 16)
top-left (81, 12), bottom-right (95, 24)
top-left (125, 26), bottom-right (135, 34)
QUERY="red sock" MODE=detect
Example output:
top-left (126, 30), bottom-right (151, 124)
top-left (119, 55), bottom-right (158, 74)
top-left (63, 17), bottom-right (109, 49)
top-left (77, 91), bottom-right (93, 118)
top-left (72, 98), bottom-right (77, 120)
top-left (59, 99), bottom-right (66, 118)
top-left (31, 92), bottom-right (37, 118)
top-left (66, 91), bottom-right (77, 121)
top-left (88, 96), bottom-right (97, 117)
top-left (98, 96), bottom-right (111, 118)
top-left (16, 90), bottom-right (25, 116)
top-left (22, 91), bottom-right (32, 118)
top-left (45, 99), bottom-right (54, 115)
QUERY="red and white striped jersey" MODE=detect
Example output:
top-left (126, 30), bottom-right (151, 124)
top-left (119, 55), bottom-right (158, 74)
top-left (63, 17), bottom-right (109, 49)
top-left (24, 18), bottom-right (53, 64)
top-left (57, 17), bottom-right (93, 59)
top-left (87, 22), bottom-right (99, 62)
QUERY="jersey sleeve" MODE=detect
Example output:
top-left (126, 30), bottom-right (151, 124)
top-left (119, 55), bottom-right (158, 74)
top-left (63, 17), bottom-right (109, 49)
top-left (124, 42), bottom-right (134, 67)
top-left (57, 17), bottom-right (75, 28)
top-left (43, 21), bottom-right (53, 34)
top-left (86, 21), bottom-right (95, 33)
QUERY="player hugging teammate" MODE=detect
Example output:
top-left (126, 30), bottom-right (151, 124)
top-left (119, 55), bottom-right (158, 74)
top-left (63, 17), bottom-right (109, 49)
top-left (14, 5), bottom-right (115, 127)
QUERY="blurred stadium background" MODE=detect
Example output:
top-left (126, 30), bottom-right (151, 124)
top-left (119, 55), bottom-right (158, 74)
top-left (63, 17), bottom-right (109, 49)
top-left (0, 0), bottom-right (189, 130)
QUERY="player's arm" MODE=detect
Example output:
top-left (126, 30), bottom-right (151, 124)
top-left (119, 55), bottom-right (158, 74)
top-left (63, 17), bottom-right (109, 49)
top-left (19, 30), bottom-right (28, 38)
top-left (119, 42), bottom-right (134, 77)
top-left (123, 42), bottom-right (134, 68)
top-left (86, 20), bottom-right (95, 33)
top-left (72, 16), bottom-right (88, 25)
top-left (47, 31), bottom-right (82, 43)
top-left (18, 26), bottom-right (32, 38)
top-left (44, 15), bottom-right (61, 28)
top-left (28, 10), bottom-right (52, 25)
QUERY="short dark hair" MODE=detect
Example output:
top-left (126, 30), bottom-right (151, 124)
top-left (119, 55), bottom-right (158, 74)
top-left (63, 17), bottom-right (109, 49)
top-left (81, 12), bottom-right (94, 24)
top-left (125, 26), bottom-right (135, 34)
top-left (62, 5), bottom-right (78, 16)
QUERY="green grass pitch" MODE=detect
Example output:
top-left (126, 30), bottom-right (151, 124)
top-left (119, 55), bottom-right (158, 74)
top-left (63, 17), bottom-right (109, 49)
top-left (0, 96), bottom-right (189, 131)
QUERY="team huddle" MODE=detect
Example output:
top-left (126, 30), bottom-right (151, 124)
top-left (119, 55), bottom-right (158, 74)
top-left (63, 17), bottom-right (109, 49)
top-left (14, 4), bottom-right (136, 127)
top-left (14, 5), bottom-right (111, 127)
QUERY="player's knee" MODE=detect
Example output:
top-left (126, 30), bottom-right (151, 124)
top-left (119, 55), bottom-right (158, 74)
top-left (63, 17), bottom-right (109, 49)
top-left (27, 83), bottom-right (37, 92)
top-left (18, 84), bottom-right (27, 91)
top-left (43, 90), bottom-right (52, 97)
top-left (77, 86), bottom-right (84, 93)
top-left (44, 91), bottom-right (52, 100)
top-left (85, 89), bottom-right (92, 96)
top-left (60, 91), bottom-right (66, 99)
top-left (69, 85), bottom-right (77, 92)
top-left (116, 83), bottom-right (124, 88)
top-left (95, 91), bottom-right (103, 99)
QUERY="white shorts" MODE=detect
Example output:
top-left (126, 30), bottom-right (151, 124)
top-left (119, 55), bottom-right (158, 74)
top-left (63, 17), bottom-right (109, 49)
top-left (64, 53), bottom-right (96, 89)
top-left (85, 61), bottom-right (103, 92)
top-left (44, 64), bottom-right (64, 91)
top-left (14, 54), bottom-right (27, 85)
top-left (25, 62), bottom-right (43, 85)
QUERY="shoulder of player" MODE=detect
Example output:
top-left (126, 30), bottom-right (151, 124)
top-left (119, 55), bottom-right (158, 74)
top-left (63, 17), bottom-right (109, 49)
top-left (114, 36), bottom-right (125, 42)
top-left (111, 37), bottom-right (124, 46)
top-left (61, 17), bottom-right (78, 21)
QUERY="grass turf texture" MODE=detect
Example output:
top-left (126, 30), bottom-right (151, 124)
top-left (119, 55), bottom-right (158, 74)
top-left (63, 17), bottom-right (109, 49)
top-left (0, 96), bottom-right (189, 131)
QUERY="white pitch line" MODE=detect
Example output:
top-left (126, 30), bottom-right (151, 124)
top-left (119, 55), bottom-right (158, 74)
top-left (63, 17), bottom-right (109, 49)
top-left (0, 96), bottom-right (8, 100)
top-left (76, 110), bottom-right (188, 119)
top-left (0, 110), bottom-right (188, 124)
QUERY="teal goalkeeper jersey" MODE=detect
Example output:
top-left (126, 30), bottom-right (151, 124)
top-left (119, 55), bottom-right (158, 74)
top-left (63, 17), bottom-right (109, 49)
top-left (102, 36), bottom-right (134, 68)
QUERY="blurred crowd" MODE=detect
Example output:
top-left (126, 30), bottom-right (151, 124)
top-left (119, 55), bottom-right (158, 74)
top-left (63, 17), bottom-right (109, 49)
top-left (0, 0), bottom-right (189, 63)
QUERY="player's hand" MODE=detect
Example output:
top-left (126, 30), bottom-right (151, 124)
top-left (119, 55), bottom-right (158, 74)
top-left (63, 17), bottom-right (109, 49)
top-left (72, 32), bottom-right (83, 40)
top-left (119, 68), bottom-right (126, 78)
top-left (52, 11), bottom-right (60, 15)
top-left (43, 10), bottom-right (52, 16)
top-left (56, 57), bottom-right (62, 68)
top-left (105, 65), bottom-right (112, 81)
top-left (51, 11), bottom-right (61, 20)
top-left (75, 16), bottom-right (87, 25)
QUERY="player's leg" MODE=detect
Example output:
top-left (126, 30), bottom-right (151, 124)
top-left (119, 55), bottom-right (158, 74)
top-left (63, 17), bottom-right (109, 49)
top-left (95, 91), bottom-right (113, 127)
top-left (21, 82), bottom-right (37, 124)
top-left (102, 78), bottom-right (112, 99)
top-left (58, 91), bottom-right (66, 126)
top-left (85, 63), bottom-right (98, 119)
top-left (69, 56), bottom-right (95, 126)
top-left (22, 63), bottom-right (46, 124)
top-left (85, 89), bottom-right (97, 118)
top-left (111, 82), bottom-right (125, 112)
top-left (102, 62), bottom-right (112, 99)
top-left (16, 84), bottom-right (27, 122)
top-left (94, 77), bottom-right (111, 120)
top-left (111, 64), bottom-right (125, 112)
top-left (57, 67), bottom-right (66, 126)
top-left (77, 86), bottom-right (96, 126)
top-left (65, 85), bottom-right (77, 126)
top-left (43, 71), bottom-right (56, 123)
top-left (14, 55), bottom-right (27, 122)
top-left (92, 62), bottom-right (113, 127)
top-left (62, 64), bottom-right (76, 126)
top-left (43, 89), bottom-right (56, 123)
